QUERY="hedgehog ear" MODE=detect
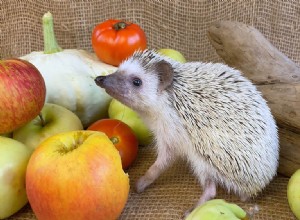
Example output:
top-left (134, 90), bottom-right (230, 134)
top-left (155, 60), bottom-right (174, 92)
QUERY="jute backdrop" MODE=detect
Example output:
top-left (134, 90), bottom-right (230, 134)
top-left (1, 0), bottom-right (299, 219)
top-left (1, 0), bottom-right (300, 63)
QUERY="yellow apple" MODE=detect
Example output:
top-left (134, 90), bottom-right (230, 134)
top-left (0, 137), bottom-right (31, 219)
top-left (13, 103), bottom-right (83, 151)
top-left (158, 48), bottom-right (187, 63)
top-left (287, 169), bottom-right (300, 219)
top-left (26, 130), bottom-right (130, 220)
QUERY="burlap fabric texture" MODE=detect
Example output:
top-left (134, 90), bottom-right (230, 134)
top-left (1, 0), bottom-right (299, 219)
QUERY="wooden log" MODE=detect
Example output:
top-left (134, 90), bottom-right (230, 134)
top-left (207, 21), bottom-right (300, 85)
top-left (207, 20), bottom-right (300, 177)
top-left (258, 83), bottom-right (300, 134)
top-left (278, 128), bottom-right (300, 177)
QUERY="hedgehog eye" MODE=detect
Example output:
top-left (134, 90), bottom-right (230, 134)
top-left (132, 77), bottom-right (142, 87)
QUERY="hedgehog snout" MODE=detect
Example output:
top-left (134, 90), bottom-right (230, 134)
top-left (94, 73), bottom-right (128, 101)
top-left (94, 75), bottom-right (107, 88)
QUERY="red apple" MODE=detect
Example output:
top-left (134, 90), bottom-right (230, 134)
top-left (26, 130), bottom-right (130, 220)
top-left (0, 59), bottom-right (46, 133)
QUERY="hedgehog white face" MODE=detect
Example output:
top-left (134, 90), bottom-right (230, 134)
top-left (95, 51), bottom-right (174, 113)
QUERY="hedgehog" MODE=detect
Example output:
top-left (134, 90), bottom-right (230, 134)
top-left (94, 50), bottom-right (279, 215)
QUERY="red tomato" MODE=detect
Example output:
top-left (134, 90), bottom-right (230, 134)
top-left (91, 19), bottom-right (147, 66)
top-left (87, 119), bottom-right (138, 170)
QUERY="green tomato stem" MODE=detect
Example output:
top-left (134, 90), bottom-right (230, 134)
top-left (110, 136), bottom-right (119, 145)
top-left (42, 12), bottom-right (62, 54)
top-left (113, 21), bottom-right (127, 31)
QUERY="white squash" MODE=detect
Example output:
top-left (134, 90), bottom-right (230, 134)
top-left (21, 12), bottom-right (117, 127)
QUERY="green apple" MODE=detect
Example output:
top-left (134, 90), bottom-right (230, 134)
top-left (0, 136), bottom-right (31, 219)
top-left (186, 199), bottom-right (247, 220)
top-left (13, 103), bottom-right (83, 151)
top-left (108, 99), bottom-right (152, 146)
top-left (158, 48), bottom-right (187, 63)
top-left (287, 169), bottom-right (300, 219)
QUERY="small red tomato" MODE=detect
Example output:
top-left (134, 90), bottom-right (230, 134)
top-left (87, 119), bottom-right (138, 170)
top-left (91, 19), bottom-right (147, 66)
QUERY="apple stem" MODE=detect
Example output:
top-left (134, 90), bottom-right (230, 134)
top-left (38, 113), bottom-right (45, 127)
top-left (42, 12), bottom-right (62, 54)
top-left (110, 137), bottom-right (119, 145)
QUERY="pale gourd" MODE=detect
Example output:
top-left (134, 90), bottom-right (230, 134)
top-left (21, 12), bottom-right (117, 127)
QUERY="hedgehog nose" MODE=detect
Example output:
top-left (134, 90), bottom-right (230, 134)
top-left (95, 75), bottom-right (107, 88)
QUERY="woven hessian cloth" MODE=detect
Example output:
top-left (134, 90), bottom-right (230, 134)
top-left (1, 0), bottom-right (299, 219)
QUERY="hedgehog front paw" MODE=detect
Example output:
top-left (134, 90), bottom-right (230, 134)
top-left (135, 175), bottom-right (152, 193)
top-left (239, 193), bottom-right (250, 202)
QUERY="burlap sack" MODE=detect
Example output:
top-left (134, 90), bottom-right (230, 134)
top-left (1, 0), bottom-right (298, 219)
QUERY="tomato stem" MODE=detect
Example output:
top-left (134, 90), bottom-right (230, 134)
top-left (113, 22), bottom-right (128, 31)
top-left (42, 12), bottom-right (62, 54)
top-left (110, 136), bottom-right (119, 145)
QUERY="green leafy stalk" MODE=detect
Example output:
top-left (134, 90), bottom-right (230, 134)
top-left (42, 12), bottom-right (62, 54)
